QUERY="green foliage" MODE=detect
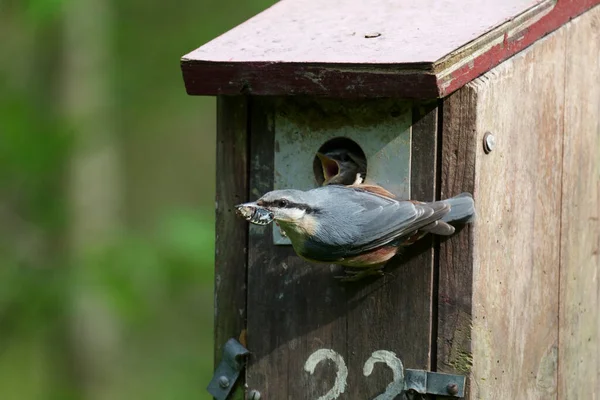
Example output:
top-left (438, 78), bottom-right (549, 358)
top-left (0, 82), bottom-right (71, 231)
top-left (22, 0), bottom-right (64, 23)
top-left (0, 210), bottom-right (216, 399)
top-left (0, 261), bottom-right (67, 338)
top-left (1, 0), bottom-right (277, 397)
top-left (77, 211), bottom-right (214, 327)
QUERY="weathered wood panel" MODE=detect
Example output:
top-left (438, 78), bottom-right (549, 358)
top-left (186, 0), bottom-right (546, 65)
top-left (343, 102), bottom-right (438, 399)
top-left (437, 0), bottom-right (599, 97)
top-left (246, 98), bottom-right (350, 399)
top-left (559, 7), bottom-right (600, 399)
top-left (439, 22), bottom-right (567, 398)
top-left (214, 96), bottom-right (249, 397)
top-left (437, 85), bottom-right (478, 389)
top-left (245, 98), bottom-right (438, 399)
top-left (182, 0), bottom-right (600, 98)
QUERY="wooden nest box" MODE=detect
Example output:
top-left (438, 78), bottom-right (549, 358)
top-left (181, 0), bottom-right (600, 398)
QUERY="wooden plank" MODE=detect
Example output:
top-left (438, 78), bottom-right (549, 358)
top-left (185, 0), bottom-right (544, 65)
top-left (411, 102), bottom-right (439, 203)
top-left (181, 61), bottom-right (439, 101)
top-left (214, 96), bottom-right (248, 397)
top-left (181, 0), bottom-right (599, 98)
top-left (343, 102), bottom-right (438, 399)
top-left (559, 7), bottom-right (600, 399)
top-left (245, 98), bottom-right (439, 399)
top-left (438, 22), bottom-right (567, 398)
top-left (410, 102), bottom-right (440, 368)
top-left (436, 1), bottom-right (600, 96)
top-left (245, 97), bottom-right (349, 399)
top-left (437, 85), bottom-right (478, 396)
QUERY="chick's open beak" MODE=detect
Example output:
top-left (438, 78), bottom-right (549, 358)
top-left (316, 152), bottom-right (340, 184)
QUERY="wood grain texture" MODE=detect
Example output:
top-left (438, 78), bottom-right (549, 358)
top-left (214, 96), bottom-right (249, 397)
top-left (437, 85), bottom-right (478, 390)
top-left (439, 22), bottom-right (568, 398)
top-left (343, 102), bottom-right (438, 399)
top-left (559, 7), bottom-right (600, 399)
top-left (411, 101), bottom-right (440, 370)
top-left (181, 0), bottom-right (599, 98)
top-left (246, 97), bottom-right (350, 399)
top-left (244, 98), bottom-right (439, 399)
top-left (184, 0), bottom-right (544, 64)
top-left (437, 0), bottom-right (600, 97)
top-left (411, 102), bottom-right (439, 202)
top-left (181, 62), bottom-right (439, 99)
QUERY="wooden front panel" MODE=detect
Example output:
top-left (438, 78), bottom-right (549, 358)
top-left (214, 96), bottom-right (249, 398)
top-left (345, 102), bottom-right (438, 399)
top-left (247, 97), bottom-right (350, 399)
top-left (469, 32), bottom-right (565, 398)
top-left (437, 83), bottom-right (478, 384)
top-left (245, 98), bottom-right (437, 399)
top-left (439, 18), bottom-right (567, 398)
top-left (559, 7), bottom-right (600, 399)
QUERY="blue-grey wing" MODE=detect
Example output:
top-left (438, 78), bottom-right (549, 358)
top-left (349, 200), bottom-right (449, 254)
top-left (312, 187), bottom-right (449, 258)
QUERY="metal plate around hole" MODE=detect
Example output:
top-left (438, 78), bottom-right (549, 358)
top-left (273, 98), bottom-right (412, 245)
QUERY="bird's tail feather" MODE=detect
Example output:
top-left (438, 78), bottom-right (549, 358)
top-left (441, 192), bottom-right (475, 224)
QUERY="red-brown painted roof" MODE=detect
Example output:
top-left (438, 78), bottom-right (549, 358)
top-left (181, 0), bottom-right (599, 98)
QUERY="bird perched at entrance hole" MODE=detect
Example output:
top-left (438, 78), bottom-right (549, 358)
top-left (236, 184), bottom-right (475, 281)
top-left (316, 149), bottom-right (367, 186)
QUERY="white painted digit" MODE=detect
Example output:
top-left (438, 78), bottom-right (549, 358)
top-left (304, 349), bottom-right (348, 400)
top-left (304, 349), bottom-right (407, 400)
top-left (363, 350), bottom-right (405, 400)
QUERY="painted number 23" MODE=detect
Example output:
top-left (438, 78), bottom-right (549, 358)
top-left (304, 349), bottom-right (405, 400)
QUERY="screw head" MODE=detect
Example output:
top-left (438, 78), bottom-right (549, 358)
top-left (447, 383), bottom-right (459, 395)
top-left (248, 389), bottom-right (261, 399)
top-left (218, 376), bottom-right (230, 389)
top-left (483, 132), bottom-right (496, 153)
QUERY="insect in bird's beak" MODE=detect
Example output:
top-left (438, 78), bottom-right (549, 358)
top-left (235, 202), bottom-right (274, 226)
top-left (316, 152), bottom-right (340, 184)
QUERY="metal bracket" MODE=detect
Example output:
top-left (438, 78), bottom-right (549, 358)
top-left (207, 338), bottom-right (250, 400)
top-left (404, 369), bottom-right (466, 397)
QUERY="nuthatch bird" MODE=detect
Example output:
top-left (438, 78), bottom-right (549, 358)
top-left (236, 184), bottom-right (475, 281)
top-left (316, 149), bottom-right (367, 186)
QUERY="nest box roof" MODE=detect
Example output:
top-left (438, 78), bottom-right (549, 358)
top-left (181, 0), bottom-right (598, 98)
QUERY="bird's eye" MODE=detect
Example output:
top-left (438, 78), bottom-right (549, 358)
top-left (276, 199), bottom-right (289, 208)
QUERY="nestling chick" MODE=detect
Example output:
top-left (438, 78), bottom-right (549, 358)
top-left (236, 184), bottom-right (475, 281)
top-left (316, 149), bottom-right (367, 186)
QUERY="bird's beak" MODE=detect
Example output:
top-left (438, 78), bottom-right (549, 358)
top-left (316, 152), bottom-right (340, 184)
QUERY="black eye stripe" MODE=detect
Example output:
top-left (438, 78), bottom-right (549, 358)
top-left (263, 200), bottom-right (315, 213)
top-left (262, 199), bottom-right (288, 208)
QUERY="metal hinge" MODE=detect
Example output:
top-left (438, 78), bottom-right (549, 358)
top-left (404, 369), bottom-right (466, 397)
top-left (207, 338), bottom-right (250, 400)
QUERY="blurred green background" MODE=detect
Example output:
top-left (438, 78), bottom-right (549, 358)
top-left (1, 0), bottom-right (275, 398)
